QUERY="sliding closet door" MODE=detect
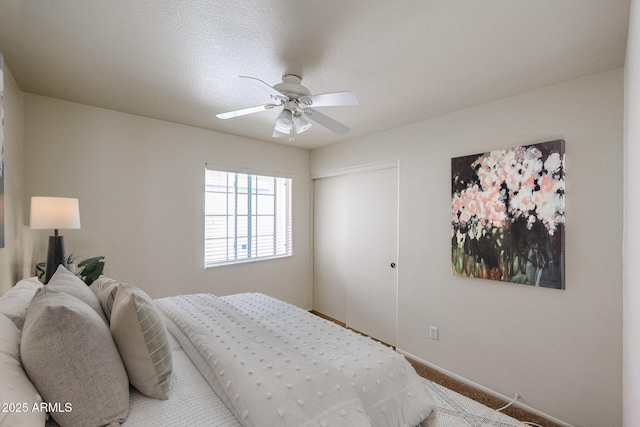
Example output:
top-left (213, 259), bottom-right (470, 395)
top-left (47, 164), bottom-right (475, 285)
top-left (313, 175), bottom-right (348, 323)
top-left (313, 166), bottom-right (398, 346)
top-left (345, 167), bottom-right (398, 346)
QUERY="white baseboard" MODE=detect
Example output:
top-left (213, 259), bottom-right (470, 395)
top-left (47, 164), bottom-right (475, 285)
top-left (397, 349), bottom-right (574, 427)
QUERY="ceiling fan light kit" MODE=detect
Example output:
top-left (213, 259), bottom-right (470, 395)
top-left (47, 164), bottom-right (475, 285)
top-left (216, 74), bottom-right (359, 141)
top-left (275, 109), bottom-right (293, 133)
top-left (294, 114), bottom-right (312, 133)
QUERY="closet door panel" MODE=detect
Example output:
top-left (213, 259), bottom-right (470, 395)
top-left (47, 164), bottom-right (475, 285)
top-left (345, 167), bottom-right (398, 346)
top-left (313, 175), bottom-right (348, 323)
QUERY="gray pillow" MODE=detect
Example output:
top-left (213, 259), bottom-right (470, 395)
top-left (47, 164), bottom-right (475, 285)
top-left (21, 286), bottom-right (129, 426)
top-left (48, 264), bottom-right (108, 324)
top-left (92, 278), bottom-right (172, 399)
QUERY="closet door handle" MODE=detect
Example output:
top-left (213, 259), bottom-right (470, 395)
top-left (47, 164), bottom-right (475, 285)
top-left (390, 262), bottom-right (396, 269)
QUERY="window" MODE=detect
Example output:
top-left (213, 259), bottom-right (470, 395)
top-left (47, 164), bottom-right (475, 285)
top-left (205, 167), bottom-right (292, 267)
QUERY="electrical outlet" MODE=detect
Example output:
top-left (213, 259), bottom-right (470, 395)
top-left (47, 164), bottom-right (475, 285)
top-left (429, 325), bottom-right (438, 341)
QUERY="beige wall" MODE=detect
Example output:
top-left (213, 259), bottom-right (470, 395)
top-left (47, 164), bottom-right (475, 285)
top-left (311, 68), bottom-right (624, 427)
top-left (0, 64), bottom-right (29, 292)
top-left (624, 1), bottom-right (640, 426)
top-left (22, 95), bottom-right (313, 308)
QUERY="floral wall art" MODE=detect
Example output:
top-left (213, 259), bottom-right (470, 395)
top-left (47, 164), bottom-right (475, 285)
top-left (451, 140), bottom-right (565, 289)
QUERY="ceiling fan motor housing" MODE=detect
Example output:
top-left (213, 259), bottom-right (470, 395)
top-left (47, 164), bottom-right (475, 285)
top-left (271, 74), bottom-right (311, 103)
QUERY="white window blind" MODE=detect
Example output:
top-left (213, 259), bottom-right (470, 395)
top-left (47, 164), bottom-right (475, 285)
top-left (205, 167), bottom-right (292, 267)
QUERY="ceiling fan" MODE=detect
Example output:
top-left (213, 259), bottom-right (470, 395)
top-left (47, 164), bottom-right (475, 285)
top-left (216, 74), bottom-right (359, 140)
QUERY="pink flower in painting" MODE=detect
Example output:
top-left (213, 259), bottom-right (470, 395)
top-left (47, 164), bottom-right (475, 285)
top-left (509, 186), bottom-right (535, 219)
top-left (530, 172), bottom-right (565, 234)
top-left (452, 144), bottom-right (565, 240)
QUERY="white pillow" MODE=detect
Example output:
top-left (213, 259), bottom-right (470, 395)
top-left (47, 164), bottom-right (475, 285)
top-left (21, 286), bottom-right (130, 426)
top-left (92, 278), bottom-right (173, 399)
top-left (0, 313), bottom-right (46, 427)
top-left (0, 277), bottom-right (42, 329)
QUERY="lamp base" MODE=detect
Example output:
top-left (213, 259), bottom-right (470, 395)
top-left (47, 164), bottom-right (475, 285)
top-left (44, 235), bottom-right (67, 284)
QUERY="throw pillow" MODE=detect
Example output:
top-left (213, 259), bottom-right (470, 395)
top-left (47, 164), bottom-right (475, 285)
top-left (0, 277), bottom-right (42, 329)
top-left (90, 277), bottom-right (119, 320)
top-left (0, 313), bottom-right (46, 427)
top-left (48, 264), bottom-right (108, 323)
top-left (21, 286), bottom-right (129, 426)
top-left (92, 278), bottom-right (172, 399)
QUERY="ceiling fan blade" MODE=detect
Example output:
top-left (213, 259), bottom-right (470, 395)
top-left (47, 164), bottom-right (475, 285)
top-left (305, 108), bottom-right (350, 135)
top-left (303, 91), bottom-right (359, 107)
top-left (240, 76), bottom-right (287, 99)
top-left (216, 104), bottom-right (276, 119)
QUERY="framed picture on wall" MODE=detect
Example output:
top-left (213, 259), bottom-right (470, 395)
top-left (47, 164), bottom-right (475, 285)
top-left (0, 51), bottom-right (4, 249)
top-left (451, 139), bottom-right (565, 289)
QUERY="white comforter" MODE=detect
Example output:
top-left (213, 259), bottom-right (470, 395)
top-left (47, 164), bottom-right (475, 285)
top-left (156, 293), bottom-right (435, 427)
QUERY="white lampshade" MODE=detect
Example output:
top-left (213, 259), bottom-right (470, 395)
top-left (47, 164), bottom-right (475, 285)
top-left (275, 109), bottom-right (293, 133)
top-left (293, 114), bottom-right (312, 133)
top-left (30, 197), bottom-right (81, 230)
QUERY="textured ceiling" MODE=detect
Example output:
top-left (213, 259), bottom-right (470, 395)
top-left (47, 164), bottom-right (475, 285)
top-left (0, 0), bottom-right (630, 150)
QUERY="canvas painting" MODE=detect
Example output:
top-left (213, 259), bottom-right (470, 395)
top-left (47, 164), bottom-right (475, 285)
top-left (0, 52), bottom-right (4, 248)
top-left (451, 140), bottom-right (565, 289)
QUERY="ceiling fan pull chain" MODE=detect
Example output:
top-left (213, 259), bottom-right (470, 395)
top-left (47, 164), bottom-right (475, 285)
top-left (289, 119), bottom-right (296, 142)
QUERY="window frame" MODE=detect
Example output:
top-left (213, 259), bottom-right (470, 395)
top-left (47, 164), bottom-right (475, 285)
top-left (204, 165), bottom-right (292, 268)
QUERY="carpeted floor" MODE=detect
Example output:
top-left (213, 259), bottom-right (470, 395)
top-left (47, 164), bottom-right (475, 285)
top-left (408, 358), bottom-right (562, 427)
top-left (311, 310), bottom-right (563, 427)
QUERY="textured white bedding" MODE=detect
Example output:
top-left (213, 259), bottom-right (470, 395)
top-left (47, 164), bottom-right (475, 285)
top-left (127, 332), bottom-right (530, 427)
top-left (45, 332), bottom-right (241, 427)
top-left (156, 293), bottom-right (435, 427)
top-left (123, 333), bottom-right (240, 426)
top-left (41, 292), bottom-right (530, 427)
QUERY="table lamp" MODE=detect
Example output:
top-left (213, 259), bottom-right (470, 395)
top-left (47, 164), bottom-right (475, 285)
top-left (30, 197), bottom-right (81, 284)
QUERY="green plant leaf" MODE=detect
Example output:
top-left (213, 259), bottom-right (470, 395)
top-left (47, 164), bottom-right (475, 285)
top-left (66, 251), bottom-right (81, 264)
top-left (78, 256), bottom-right (105, 286)
top-left (35, 262), bottom-right (46, 281)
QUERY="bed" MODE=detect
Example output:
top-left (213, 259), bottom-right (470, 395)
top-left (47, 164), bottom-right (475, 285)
top-left (0, 268), bottom-right (436, 427)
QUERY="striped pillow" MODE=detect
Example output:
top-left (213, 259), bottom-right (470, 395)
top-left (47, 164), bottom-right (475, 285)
top-left (92, 278), bottom-right (172, 399)
top-left (90, 277), bottom-right (119, 319)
